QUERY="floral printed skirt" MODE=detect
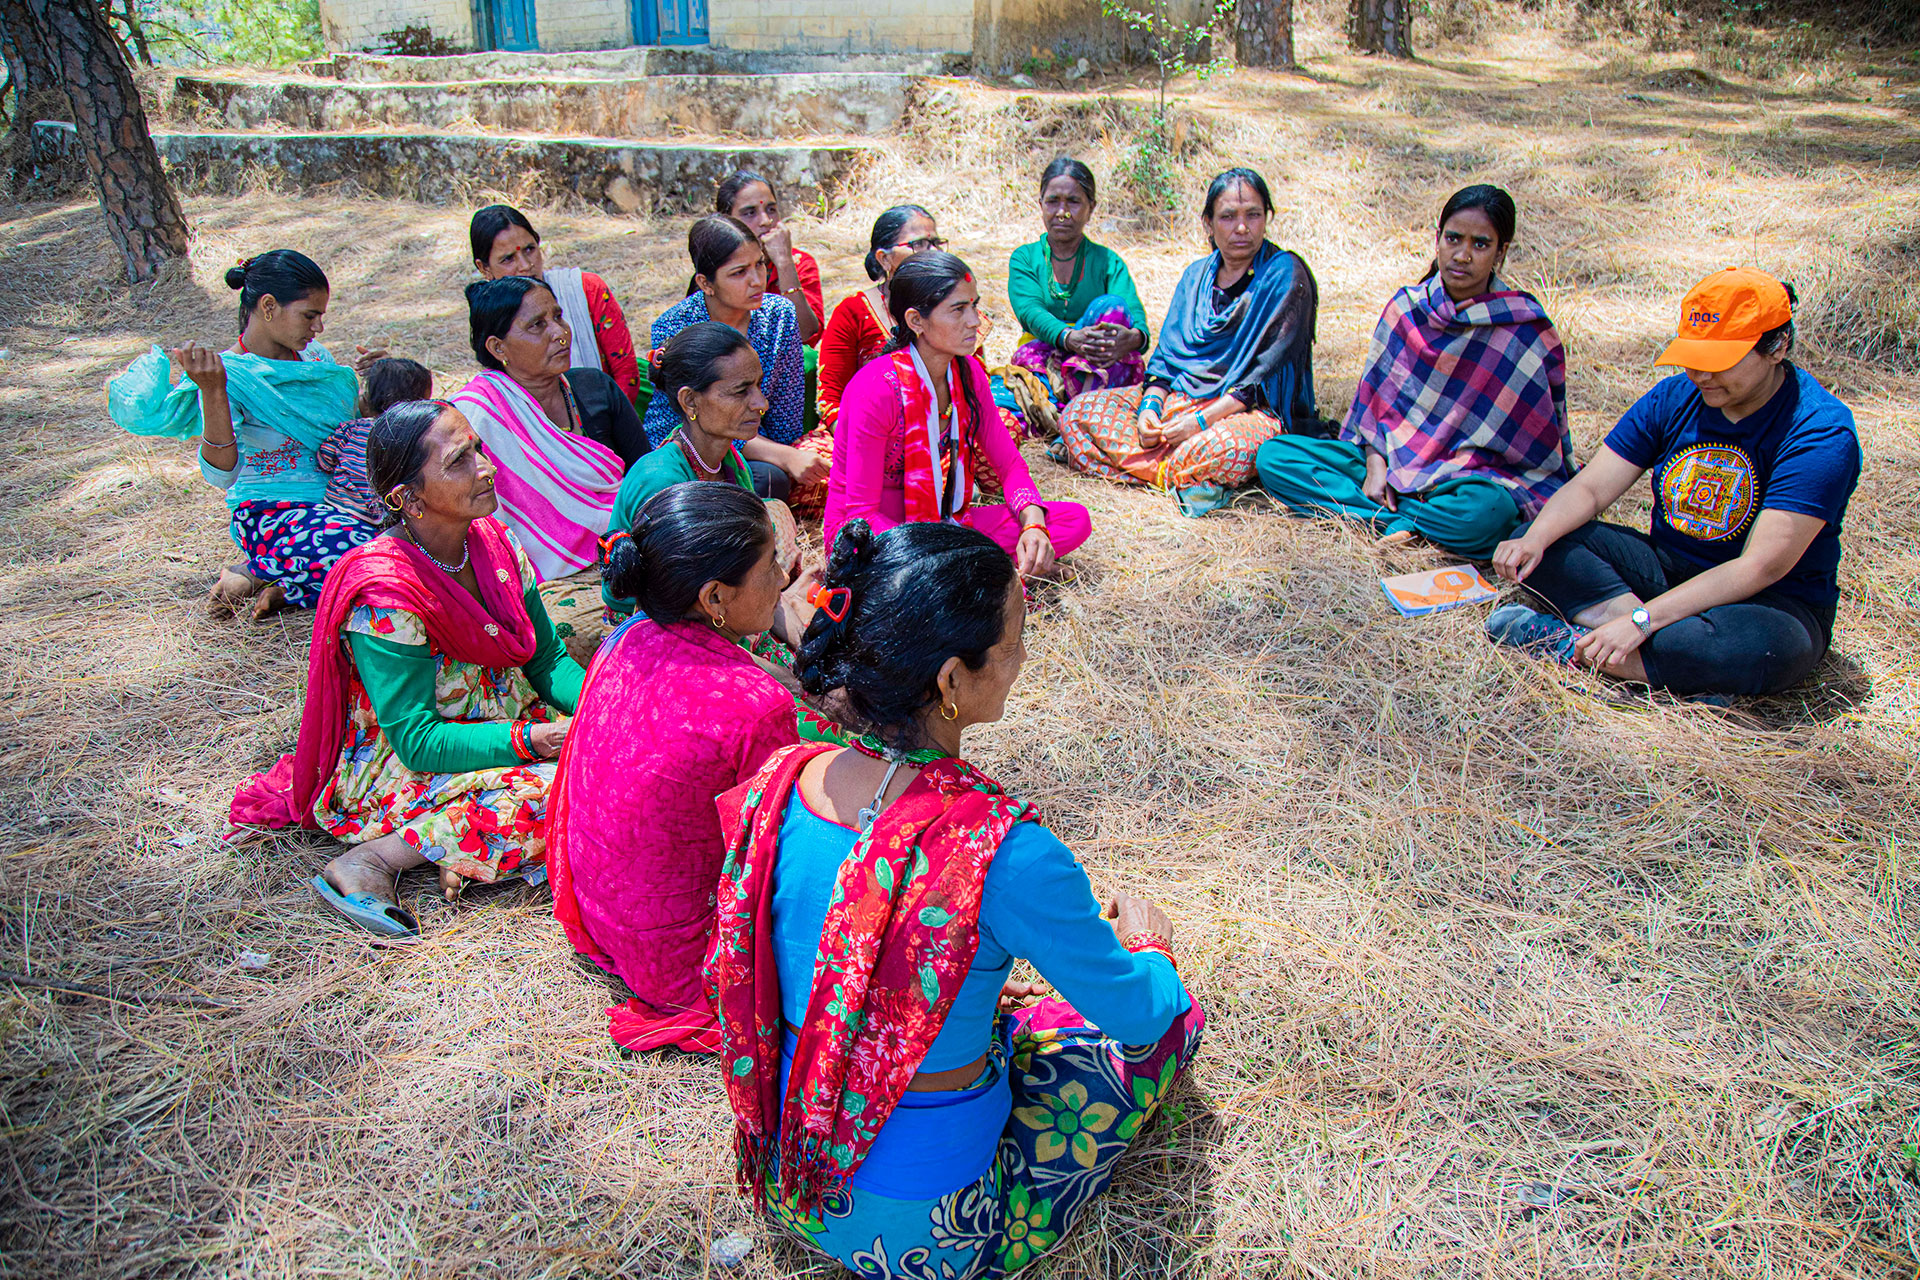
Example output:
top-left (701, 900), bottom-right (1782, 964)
top-left (229, 498), bottom-right (376, 609)
top-left (767, 994), bottom-right (1205, 1279)
top-left (1057, 384), bottom-right (1283, 491)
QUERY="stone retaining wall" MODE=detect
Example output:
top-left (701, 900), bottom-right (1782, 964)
top-left (153, 131), bottom-right (874, 212)
top-left (170, 73), bottom-right (912, 139)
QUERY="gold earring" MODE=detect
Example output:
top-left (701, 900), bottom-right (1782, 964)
top-left (711, 613), bottom-right (726, 630)
top-left (687, 409), bottom-right (698, 425)
top-left (940, 702), bottom-right (959, 721)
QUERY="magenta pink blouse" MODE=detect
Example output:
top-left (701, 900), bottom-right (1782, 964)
top-left (823, 352), bottom-right (1046, 551)
top-left (557, 617), bottom-right (798, 1020)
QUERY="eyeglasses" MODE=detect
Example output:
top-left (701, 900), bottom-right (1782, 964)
top-left (897, 236), bottom-right (948, 252)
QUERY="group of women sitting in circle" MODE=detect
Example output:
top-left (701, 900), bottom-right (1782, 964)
top-left (106, 156), bottom-right (1861, 1279)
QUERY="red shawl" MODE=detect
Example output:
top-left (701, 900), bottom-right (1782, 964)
top-left (227, 518), bottom-right (538, 829)
top-left (891, 347), bottom-right (975, 524)
top-left (704, 740), bottom-right (1037, 1213)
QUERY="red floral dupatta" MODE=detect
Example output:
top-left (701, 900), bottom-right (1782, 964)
top-left (890, 345), bottom-right (976, 523)
top-left (704, 740), bottom-right (1039, 1213)
top-left (227, 518), bottom-right (539, 829)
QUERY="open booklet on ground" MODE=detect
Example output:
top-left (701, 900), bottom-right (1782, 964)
top-left (1381, 565), bottom-right (1502, 617)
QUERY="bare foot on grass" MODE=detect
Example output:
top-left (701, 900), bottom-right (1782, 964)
top-left (208, 565), bottom-right (262, 617)
top-left (248, 581), bottom-right (288, 621)
top-left (320, 832), bottom-right (423, 904)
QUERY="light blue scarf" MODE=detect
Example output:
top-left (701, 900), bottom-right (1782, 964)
top-left (107, 343), bottom-right (358, 448)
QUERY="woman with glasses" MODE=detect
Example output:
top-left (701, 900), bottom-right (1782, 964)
top-left (816, 205), bottom-right (946, 433)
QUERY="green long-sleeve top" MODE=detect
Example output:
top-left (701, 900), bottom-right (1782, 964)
top-left (345, 580), bottom-right (584, 776)
top-left (1006, 237), bottom-right (1150, 350)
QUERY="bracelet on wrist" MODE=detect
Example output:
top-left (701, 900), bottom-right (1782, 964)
top-left (509, 720), bottom-right (538, 763)
top-left (1123, 930), bottom-right (1178, 969)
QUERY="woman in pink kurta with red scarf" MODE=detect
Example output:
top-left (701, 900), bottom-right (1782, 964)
top-left (547, 481), bottom-right (815, 1052)
top-left (823, 251), bottom-right (1091, 575)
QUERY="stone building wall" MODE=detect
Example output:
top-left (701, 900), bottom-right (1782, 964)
top-left (535, 0), bottom-right (633, 50)
top-left (317, 0), bottom-right (476, 53)
top-left (706, 0), bottom-right (973, 53)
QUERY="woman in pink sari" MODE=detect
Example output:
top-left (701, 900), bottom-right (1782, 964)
top-left (825, 251), bottom-right (1092, 578)
top-left (451, 275), bottom-right (646, 582)
top-left (547, 481), bottom-right (818, 1052)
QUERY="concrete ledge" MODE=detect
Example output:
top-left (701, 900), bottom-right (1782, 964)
top-left (305, 46), bottom-right (967, 81)
top-left (153, 130), bottom-right (877, 212)
top-left (170, 72), bottom-right (911, 139)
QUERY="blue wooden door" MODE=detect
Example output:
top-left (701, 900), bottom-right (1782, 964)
top-left (632, 0), bottom-right (706, 45)
top-left (490, 0), bottom-right (538, 50)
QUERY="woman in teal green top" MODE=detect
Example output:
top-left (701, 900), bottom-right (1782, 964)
top-left (603, 322), bottom-right (770, 615)
top-left (1008, 157), bottom-right (1151, 407)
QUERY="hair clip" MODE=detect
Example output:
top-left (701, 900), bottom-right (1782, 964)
top-left (600, 529), bottom-right (630, 554)
top-left (808, 583), bottom-right (852, 623)
top-left (646, 346), bottom-right (667, 366)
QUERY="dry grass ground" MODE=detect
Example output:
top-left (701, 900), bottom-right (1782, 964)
top-left (4, 21), bottom-right (1920, 1280)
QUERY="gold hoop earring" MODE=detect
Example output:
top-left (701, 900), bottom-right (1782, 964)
top-left (710, 613), bottom-right (726, 630)
top-left (687, 410), bottom-right (698, 425)
top-left (940, 702), bottom-right (958, 722)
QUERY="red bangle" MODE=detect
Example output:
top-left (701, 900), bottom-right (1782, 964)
top-left (510, 720), bottom-right (537, 762)
top-left (1124, 931), bottom-right (1178, 969)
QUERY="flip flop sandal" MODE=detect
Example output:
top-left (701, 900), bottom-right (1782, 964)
top-left (309, 875), bottom-right (420, 938)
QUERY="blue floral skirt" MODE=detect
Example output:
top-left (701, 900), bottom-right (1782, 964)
top-left (229, 499), bottom-right (375, 608)
top-left (767, 994), bottom-right (1205, 1279)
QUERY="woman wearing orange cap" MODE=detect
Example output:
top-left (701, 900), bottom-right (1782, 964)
top-left (1486, 268), bottom-right (1862, 699)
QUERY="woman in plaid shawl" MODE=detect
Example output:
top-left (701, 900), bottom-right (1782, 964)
top-left (1256, 185), bottom-right (1572, 558)
top-left (705, 519), bottom-right (1203, 1278)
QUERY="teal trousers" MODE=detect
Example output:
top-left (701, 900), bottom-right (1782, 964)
top-left (1254, 435), bottom-right (1521, 559)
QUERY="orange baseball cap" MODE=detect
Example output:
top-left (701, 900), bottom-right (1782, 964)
top-left (1655, 267), bottom-right (1793, 373)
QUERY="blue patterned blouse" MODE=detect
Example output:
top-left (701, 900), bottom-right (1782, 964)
top-left (641, 291), bottom-right (805, 447)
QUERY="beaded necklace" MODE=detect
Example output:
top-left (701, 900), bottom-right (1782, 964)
top-left (1045, 239), bottom-right (1086, 303)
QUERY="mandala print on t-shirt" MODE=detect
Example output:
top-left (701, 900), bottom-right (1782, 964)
top-left (1659, 442), bottom-right (1755, 542)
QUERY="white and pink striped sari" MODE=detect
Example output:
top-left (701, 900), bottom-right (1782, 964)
top-left (451, 369), bottom-right (624, 582)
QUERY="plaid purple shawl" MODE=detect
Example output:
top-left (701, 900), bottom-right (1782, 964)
top-left (1341, 275), bottom-right (1571, 516)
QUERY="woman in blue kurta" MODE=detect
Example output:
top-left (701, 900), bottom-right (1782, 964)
top-left (642, 214), bottom-right (825, 507)
top-left (108, 250), bottom-right (378, 618)
top-left (707, 519), bottom-right (1204, 1278)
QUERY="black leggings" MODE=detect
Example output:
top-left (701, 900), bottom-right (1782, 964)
top-left (747, 460), bottom-right (790, 502)
top-left (1519, 520), bottom-right (1832, 697)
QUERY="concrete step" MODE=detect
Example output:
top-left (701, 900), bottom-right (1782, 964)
top-left (150, 130), bottom-right (876, 213)
top-left (169, 71), bottom-right (910, 140)
top-left (303, 46), bottom-right (965, 83)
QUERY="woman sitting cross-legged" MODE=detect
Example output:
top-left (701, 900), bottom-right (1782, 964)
top-left (1257, 184), bottom-right (1573, 558)
top-left (825, 251), bottom-right (1091, 578)
top-left (471, 203), bottom-right (646, 408)
top-left (1487, 268), bottom-right (1862, 700)
top-left (1008, 157), bottom-right (1151, 410)
top-left (450, 275), bottom-right (646, 583)
top-left (644, 215), bottom-right (828, 509)
top-left (108, 249), bottom-right (379, 619)
top-left (229, 400), bottom-right (585, 937)
top-left (706, 518), bottom-right (1204, 1278)
top-left (549, 482), bottom-right (822, 1052)
top-left (602, 322), bottom-right (807, 617)
top-left (1059, 166), bottom-right (1320, 515)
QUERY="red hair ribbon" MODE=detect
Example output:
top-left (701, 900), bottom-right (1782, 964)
top-left (808, 582), bottom-right (852, 623)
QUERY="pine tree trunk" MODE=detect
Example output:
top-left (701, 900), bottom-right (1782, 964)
top-left (0, 0), bottom-right (68, 192)
top-left (1347, 0), bottom-right (1413, 57)
top-left (1234, 0), bottom-right (1294, 70)
top-left (18, 0), bottom-right (187, 281)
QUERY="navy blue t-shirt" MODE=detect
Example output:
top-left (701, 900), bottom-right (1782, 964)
top-left (1603, 366), bottom-right (1860, 611)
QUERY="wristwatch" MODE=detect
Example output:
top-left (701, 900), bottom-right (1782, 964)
top-left (1630, 607), bottom-right (1653, 636)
